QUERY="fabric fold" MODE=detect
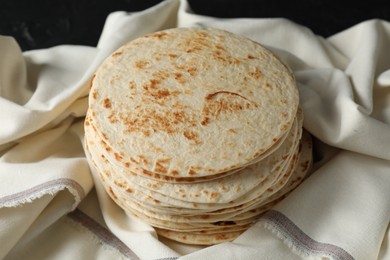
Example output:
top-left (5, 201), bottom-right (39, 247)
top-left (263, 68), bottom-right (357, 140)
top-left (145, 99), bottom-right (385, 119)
top-left (0, 0), bottom-right (389, 259)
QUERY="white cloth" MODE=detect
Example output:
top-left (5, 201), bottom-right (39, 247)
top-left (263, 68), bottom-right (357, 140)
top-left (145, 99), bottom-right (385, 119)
top-left (1, 0), bottom-right (389, 259)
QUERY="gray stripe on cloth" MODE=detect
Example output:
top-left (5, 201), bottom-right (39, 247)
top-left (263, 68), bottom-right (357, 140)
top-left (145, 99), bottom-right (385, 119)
top-left (259, 210), bottom-right (355, 260)
top-left (0, 178), bottom-right (85, 206)
top-left (68, 208), bottom-right (141, 260)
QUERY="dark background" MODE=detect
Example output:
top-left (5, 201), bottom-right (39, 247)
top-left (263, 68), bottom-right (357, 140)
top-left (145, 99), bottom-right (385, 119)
top-left (1, 0), bottom-right (389, 51)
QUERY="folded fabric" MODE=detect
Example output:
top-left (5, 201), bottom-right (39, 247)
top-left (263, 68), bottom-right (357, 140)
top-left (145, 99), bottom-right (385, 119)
top-left (1, 0), bottom-right (389, 259)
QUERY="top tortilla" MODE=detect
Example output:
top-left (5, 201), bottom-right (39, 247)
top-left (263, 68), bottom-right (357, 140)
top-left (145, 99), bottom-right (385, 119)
top-left (88, 27), bottom-right (299, 177)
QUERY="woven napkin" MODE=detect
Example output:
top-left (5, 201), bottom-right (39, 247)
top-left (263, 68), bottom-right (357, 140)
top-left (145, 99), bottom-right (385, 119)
top-left (1, 0), bottom-right (389, 259)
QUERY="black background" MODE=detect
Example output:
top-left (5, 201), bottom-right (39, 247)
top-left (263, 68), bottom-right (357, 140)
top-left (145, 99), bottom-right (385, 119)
top-left (1, 0), bottom-right (389, 51)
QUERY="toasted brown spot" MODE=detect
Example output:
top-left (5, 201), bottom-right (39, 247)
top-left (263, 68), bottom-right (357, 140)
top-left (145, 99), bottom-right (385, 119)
top-left (123, 162), bottom-right (130, 168)
top-left (174, 73), bottom-right (187, 84)
top-left (108, 112), bottom-right (118, 124)
top-left (108, 187), bottom-right (118, 200)
top-left (186, 46), bottom-right (202, 53)
top-left (200, 117), bottom-right (210, 126)
top-left (187, 67), bottom-right (197, 76)
top-left (103, 98), bottom-right (112, 109)
top-left (114, 180), bottom-right (125, 188)
top-left (248, 67), bottom-right (262, 80)
top-left (170, 170), bottom-right (179, 176)
top-left (129, 80), bottom-right (136, 90)
top-left (135, 60), bottom-right (149, 69)
top-left (202, 91), bottom-right (259, 121)
top-left (228, 128), bottom-right (237, 134)
top-left (143, 79), bottom-right (160, 90)
top-left (189, 169), bottom-right (197, 176)
top-left (138, 155), bottom-right (149, 165)
top-left (280, 123), bottom-right (290, 131)
top-left (89, 74), bottom-right (96, 90)
top-left (123, 107), bottom-right (196, 136)
top-left (210, 191), bottom-right (219, 199)
top-left (126, 188), bottom-right (133, 193)
top-left (142, 130), bottom-right (151, 137)
top-left (154, 163), bottom-right (168, 173)
top-left (216, 234), bottom-right (230, 240)
top-left (155, 158), bottom-right (170, 174)
top-left (112, 51), bottom-right (123, 57)
top-left (144, 31), bottom-right (168, 39)
top-left (247, 54), bottom-right (256, 59)
top-left (183, 130), bottom-right (200, 144)
top-left (215, 44), bottom-right (225, 50)
top-left (300, 160), bottom-right (310, 172)
top-left (114, 153), bottom-right (122, 161)
top-left (197, 32), bottom-right (208, 38)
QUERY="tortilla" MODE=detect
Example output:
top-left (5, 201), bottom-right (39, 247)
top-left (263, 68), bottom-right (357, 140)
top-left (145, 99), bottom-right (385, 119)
top-left (84, 27), bottom-right (311, 246)
top-left (88, 27), bottom-right (299, 178)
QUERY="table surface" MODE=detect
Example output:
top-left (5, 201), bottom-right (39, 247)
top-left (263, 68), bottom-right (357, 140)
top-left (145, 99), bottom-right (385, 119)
top-left (1, 0), bottom-right (389, 51)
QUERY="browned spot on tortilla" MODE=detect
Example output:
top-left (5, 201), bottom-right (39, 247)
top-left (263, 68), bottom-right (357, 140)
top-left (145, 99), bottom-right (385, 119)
top-left (114, 180), bottom-right (125, 188)
top-left (123, 106), bottom-right (196, 136)
top-left (183, 130), bottom-right (201, 144)
top-left (143, 79), bottom-right (160, 90)
top-left (108, 187), bottom-right (118, 200)
top-left (247, 54), bottom-right (256, 59)
top-left (126, 188), bottom-right (133, 193)
top-left (187, 67), bottom-right (197, 76)
top-left (114, 152), bottom-right (122, 161)
top-left (112, 51), bottom-right (123, 57)
top-left (129, 80), bottom-right (136, 90)
top-left (144, 31), bottom-right (168, 39)
top-left (135, 60), bottom-right (149, 69)
top-left (102, 98), bottom-right (112, 109)
top-left (108, 112), bottom-right (118, 124)
top-left (248, 67), bottom-right (262, 80)
top-left (170, 169), bottom-right (179, 176)
top-left (280, 123), bottom-right (290, 131)
top-left (300, 160), bottom-right (310, 172)
top-left (168, 53), bottom-right (178, 58)
top-left (186, 46), bottom-right (202, 53)
top-left (202, 91), bottom-right (259, 122)
top-left (138, 155), bottom-right (149, 165)
top-left (200, 117), bottom-right (210, 126)
top-left (210, 191), bottom-right (219, 199)
top-left (123, 162), bottom-right (130, 168)
top-left (155, 158), bottom-right (170, 174)
top-left (174, 72), bottom-right (187, 84)
top-left (89, 74), bottom-right (96, 90)
top-left (189, 169), bottom-right (197, 176)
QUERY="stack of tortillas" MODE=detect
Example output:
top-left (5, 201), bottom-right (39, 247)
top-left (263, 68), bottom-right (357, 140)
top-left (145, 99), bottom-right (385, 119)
top-left (84, 27), bottom-right (313, 245)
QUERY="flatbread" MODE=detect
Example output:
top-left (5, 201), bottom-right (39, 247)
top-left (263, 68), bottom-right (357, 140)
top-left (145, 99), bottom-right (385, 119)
top-left (88, 27), bottom-right (299, 178)
top-left (84, 27), bottom-right (311, 246)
